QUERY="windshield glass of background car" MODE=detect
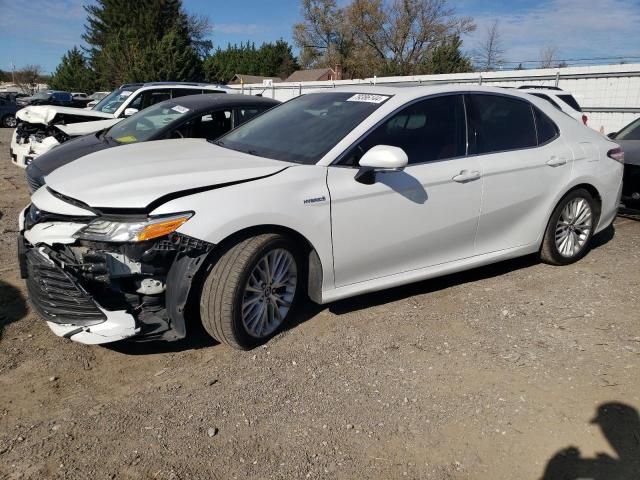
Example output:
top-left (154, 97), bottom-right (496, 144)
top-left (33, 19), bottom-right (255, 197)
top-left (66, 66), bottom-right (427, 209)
top-left (32, 92), bottom-right (50, 100)
top-left (217, 92), bottom-right (390, 164)
top-left (616, 118), bottom-right (640, 140)
top-left (106, 102), bottom-right (190, 143)
top-left (92, 87), bottom-right (138, 114)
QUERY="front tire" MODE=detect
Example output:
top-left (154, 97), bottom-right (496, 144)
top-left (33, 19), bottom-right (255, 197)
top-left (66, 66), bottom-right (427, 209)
top-left (540, 188), bottom-right (597, 265)
top-left (199, 234), bottom-right (302, 349)
top-left (2, 114), bottom-right (17, 128)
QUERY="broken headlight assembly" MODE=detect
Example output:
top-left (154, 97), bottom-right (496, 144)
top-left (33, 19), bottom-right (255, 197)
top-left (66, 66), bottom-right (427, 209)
top-left (73, 212), bottom-right (193, 243)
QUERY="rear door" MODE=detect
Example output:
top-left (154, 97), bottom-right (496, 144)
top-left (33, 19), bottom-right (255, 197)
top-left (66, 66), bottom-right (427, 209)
top-left (468, 94), bottom-right (574, 253)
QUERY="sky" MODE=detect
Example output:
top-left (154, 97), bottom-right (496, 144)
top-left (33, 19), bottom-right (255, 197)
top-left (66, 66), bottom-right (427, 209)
top-left (0, 0), bottom-right (639, 75)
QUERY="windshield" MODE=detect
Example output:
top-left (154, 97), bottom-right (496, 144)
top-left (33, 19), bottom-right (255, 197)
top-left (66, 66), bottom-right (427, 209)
top-left (106, 101), bottom-right (190, 143)
top-left (92, 86), bottom-right (138, 114)
top-left (217, 92), bottom-right (390, 164)
top-left (32, 92), bottom-right (51, 100)
top-left (616, 118), bottom-right (640, 140)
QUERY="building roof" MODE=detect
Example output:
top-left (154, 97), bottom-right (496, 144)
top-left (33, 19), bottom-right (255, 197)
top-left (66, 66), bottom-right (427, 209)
top-left (285, 68), bottom-right (334, 82)
top-left (228, 74), bottom-right (283, 85)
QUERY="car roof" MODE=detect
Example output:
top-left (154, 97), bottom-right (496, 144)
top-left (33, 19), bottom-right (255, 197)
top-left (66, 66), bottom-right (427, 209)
top-left (119, 81), bottom-right (231, 91)
top-left (148, 93), bottom-right (280, 113)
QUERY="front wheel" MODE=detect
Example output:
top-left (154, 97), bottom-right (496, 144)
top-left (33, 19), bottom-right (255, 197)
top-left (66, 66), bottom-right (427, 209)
top-left (199, 234), bottom-right (302, 349)
top-left (540, 188), bottom-right (598, 265)
top-left (2, 114), bottom-right (17, 128)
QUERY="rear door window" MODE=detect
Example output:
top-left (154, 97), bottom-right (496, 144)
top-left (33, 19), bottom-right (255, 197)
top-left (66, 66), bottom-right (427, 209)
top-left (235, 107), bottom-right (268, 126)
top-left (467, 94), bottom-right (537, 154)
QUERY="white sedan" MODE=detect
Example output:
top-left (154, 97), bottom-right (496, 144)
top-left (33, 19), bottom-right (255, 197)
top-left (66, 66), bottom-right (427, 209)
top-left (19, 85), bottom-right (623, 348)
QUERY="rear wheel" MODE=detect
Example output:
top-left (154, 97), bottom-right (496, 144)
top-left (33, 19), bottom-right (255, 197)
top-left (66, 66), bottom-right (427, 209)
top-left (199, 234), bottom-right (301, 349)
top-left (1, 114), bottom-right (16, 128)
top-left (540, 188), bottom-right (597, 265)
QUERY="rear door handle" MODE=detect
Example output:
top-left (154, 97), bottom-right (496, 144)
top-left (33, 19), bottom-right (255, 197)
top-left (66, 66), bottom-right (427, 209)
top-left (452, 170), bottom-right (481, 183)
top-left (546, 156), bottom-right (567, 167)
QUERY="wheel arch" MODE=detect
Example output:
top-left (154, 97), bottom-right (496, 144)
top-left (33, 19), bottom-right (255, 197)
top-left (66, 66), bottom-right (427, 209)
top-left (206, 224), bottom-right (325, 304)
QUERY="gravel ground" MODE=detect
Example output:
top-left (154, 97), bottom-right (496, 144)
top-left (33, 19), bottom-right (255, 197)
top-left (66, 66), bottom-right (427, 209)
top-left (0, 127), bottom-right (639, 480)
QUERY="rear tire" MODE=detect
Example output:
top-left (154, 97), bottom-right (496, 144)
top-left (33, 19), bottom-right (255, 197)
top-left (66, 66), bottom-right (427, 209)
top-left (540, 188), bottom-right (597, 265)
top-left (199, 234), bottom-right (302, 349)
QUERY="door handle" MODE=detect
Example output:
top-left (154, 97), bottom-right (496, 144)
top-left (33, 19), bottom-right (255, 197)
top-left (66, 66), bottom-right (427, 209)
top-left (452, 170), bottom-right (481, 183)
top-left (546, 156), bottom-right (567, 167)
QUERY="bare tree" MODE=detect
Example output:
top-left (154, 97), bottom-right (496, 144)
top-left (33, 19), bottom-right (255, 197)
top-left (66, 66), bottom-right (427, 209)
top-left (475, 20), bottom-right (504, 71)
top-left (540, 45), bottom-right (558, 69)
top-left (346, 0), bottom-right (475, 76)
top-left (14, 64), bottom-right (44, 95)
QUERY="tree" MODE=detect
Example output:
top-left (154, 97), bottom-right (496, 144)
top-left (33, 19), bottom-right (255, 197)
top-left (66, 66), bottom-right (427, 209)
top-left (346, 0), bottom-right (475, 76)
top-left (49, 47), bottom-right (96, 92)
top-left (422, 35), bottom-right (472, 74)
top-left (540, 45), bottom-right (558, 69)
top-left (475, 20), bottom-right (504, 71)
top-left (82, 0), bottom-right (206, 88)
top-left (14, 65), bottom-right (45, 95)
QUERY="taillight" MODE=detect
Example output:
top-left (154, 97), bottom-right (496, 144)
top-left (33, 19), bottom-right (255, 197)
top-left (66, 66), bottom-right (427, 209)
top-left (607, 147), bottom-right (624, 163)
top-left (582, 114), bottom-right (588, 125)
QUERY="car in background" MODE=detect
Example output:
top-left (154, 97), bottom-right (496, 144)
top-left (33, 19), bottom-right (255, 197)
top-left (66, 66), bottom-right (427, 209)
top-left (85, 91), bottom-right (110, 109)
top-left (10, 82), bottom-right (231, 168)
top-left (608, 116), bottom-right (640, 211)
top-left (517, 86), bottom-right (588, 125)
top-left (71, 92), bottom-right (92, 108)
top-left (25, 94), bottom-right (280, 191)
top-left (18, 86), bottom-right (623, 347)
top-left (16, 90), bottom-right (74, 108)
top-left (0, 95), bottom-right (18, 128)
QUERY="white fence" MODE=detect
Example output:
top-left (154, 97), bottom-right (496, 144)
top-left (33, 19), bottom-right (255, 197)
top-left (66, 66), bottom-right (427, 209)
top-left (229, 63), bottom-right (640, 134)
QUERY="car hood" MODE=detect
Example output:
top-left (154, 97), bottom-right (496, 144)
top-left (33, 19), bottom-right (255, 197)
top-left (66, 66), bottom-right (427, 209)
top-left (45, 139), bottom-right (294, 210)
top-left (616, 139), bottom-right (640, 166)
top-left (55, 118), bottom-right (122, 136)
top-left (17, 105), bottom-right (114, 125)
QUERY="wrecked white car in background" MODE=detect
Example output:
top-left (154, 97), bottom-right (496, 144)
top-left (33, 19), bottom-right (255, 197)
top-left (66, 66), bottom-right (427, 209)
top-left (10, 82), bottom-right (230, 168)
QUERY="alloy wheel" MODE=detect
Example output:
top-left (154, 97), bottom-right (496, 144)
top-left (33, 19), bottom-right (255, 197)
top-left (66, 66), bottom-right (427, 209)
top-left (241, 248), bottom-right (297, 338)
top-left (554, 197), bottom-right (593, 258)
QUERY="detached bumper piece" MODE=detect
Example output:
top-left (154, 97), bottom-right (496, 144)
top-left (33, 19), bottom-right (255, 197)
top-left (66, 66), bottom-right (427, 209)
top-left (25, 249), bottom-right (106, 326)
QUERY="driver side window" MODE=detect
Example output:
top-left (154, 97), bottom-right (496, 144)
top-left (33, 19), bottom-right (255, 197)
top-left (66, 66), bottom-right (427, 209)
top-left (341, 94), bottom-right (466, 167)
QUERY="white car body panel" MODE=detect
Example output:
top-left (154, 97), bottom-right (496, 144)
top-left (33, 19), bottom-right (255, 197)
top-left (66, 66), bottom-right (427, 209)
top-left (21, 85), bottom-right (624, 343)
top-left (16, 105), bottom-right (114, 124)
top-left (55, 118), bottom-right (122, 136)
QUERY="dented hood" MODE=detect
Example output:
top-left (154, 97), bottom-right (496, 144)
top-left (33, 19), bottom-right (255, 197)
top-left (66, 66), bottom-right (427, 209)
top-left (45, 139), bottom-right (293, 210)
top-left (55, 118), bottom-right (123, 136)
top-left (17, 105), bottom-right (114, 125)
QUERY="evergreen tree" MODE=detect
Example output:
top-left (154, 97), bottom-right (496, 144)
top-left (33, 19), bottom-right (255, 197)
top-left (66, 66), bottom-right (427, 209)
top-left (422, 35), bottom-right (473, 75)
top-left (49, 47), bottom-right (96, 92)
top-left (83, 0), bottom-right (205, 88)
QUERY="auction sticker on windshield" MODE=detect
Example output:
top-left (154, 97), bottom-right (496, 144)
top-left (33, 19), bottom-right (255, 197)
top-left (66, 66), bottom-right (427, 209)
top-left (346, 94), bottom-right (390, 104)
top-left (172, 105), bottom-right (189, 114)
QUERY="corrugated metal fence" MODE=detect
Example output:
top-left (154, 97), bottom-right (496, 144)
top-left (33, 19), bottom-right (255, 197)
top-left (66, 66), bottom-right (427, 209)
top-left (228, 63), bottom-right (640, 134)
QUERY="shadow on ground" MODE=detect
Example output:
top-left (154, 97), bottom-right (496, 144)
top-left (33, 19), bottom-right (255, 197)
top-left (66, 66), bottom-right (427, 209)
top-left (108, 225), bottom-right (617, 354)
top-left (0, 280), bottom-right (28, 339)
top-left (541, 402), bottom-right (640, 480)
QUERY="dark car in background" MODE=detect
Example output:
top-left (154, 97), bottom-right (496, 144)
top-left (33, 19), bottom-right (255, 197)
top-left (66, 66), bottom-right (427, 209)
top-left (609, 117), bottom-right (640, 211)
top-left (25, 93), bottom-right (280, 191)
top-left (0, 95), bottom-right (19, 128)
top-left (16, 90), bottom-right (74, 108)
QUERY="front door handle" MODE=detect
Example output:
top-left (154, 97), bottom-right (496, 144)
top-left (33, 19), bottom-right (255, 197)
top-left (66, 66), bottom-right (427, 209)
top-left (452, 170), bottom-right (481, 183)
top-left (547, 156), bottom-right (568, 167)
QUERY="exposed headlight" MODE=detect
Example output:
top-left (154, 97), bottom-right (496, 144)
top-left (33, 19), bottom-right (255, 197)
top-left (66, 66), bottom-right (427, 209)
top-left (73, 212), bottom-right (193, 243)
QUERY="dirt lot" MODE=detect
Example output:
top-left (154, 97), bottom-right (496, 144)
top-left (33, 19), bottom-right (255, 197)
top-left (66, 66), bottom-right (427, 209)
top-left (0, 127), bottom-right (639, 480)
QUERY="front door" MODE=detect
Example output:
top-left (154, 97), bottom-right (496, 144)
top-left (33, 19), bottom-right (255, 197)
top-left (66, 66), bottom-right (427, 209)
top-left (327, 94), bottom-right (483, 287)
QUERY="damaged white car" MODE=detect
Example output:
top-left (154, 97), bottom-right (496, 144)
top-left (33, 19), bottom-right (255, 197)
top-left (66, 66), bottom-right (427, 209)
top-left (19, 86), bottom-right (623, 348)
top-left (10, 82), bottom-right (230, 167)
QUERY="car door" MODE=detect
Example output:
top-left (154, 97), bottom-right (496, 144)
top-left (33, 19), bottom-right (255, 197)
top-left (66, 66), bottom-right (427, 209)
top-left (327, 94), bottom-right (483, 287)
top-left (467, 94), bottom-right (574, 254)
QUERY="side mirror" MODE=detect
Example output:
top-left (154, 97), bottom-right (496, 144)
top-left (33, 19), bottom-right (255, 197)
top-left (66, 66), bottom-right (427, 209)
top-left (355, 145), bottom-right (408, 184)
top-left (607, 132), bottom-right (617, 139)
top-left (123, 107), bottom-right (139, 117)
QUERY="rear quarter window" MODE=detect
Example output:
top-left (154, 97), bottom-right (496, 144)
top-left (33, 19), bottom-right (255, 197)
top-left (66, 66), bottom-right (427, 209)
top-left (533, 107), bottom-right (559, 145)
